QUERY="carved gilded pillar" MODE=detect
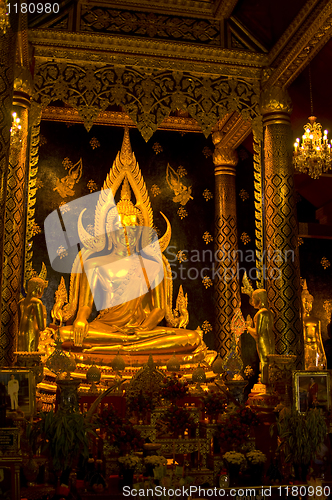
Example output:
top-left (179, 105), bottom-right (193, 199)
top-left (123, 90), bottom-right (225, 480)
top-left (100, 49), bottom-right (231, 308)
top-left (261, 87), bottom-right (303, 367)
top-left (212, 132), bottom-right (240, 358)
top-left (0, 20), bottom-right (19, 366)
top-left (1, 66), bottom-right (32, 366)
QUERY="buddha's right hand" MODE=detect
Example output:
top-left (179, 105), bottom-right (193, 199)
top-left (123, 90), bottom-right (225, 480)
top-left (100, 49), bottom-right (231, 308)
top-left (72, 319), bottom-right (89, 346)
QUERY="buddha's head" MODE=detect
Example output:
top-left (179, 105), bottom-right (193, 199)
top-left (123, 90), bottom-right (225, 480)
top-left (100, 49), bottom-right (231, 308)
top-left (106, 179), bottom-right (143, 253)
top-left (302, 289), bottom-right (313, 314)
top-left (27, 277), bottom-right (46, 298)
top-left (250, 288), bottom-right (267, 309)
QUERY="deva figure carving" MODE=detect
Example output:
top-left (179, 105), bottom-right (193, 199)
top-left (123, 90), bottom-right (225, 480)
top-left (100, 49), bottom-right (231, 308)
top-left (302, 281), bottom-right (326, 370)
top-left (53, 128), bottom-right (209, 364)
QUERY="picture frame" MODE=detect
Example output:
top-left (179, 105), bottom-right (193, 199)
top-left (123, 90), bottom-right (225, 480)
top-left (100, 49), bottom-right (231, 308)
top-left (0, 369), bottom-right (35, 418)
top-left (293, 370), bottom-right (331, 413)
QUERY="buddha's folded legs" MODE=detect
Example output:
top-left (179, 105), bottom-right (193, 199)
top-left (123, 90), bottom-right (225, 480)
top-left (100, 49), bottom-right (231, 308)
top-left (82, 328), bottom-right (203, 354)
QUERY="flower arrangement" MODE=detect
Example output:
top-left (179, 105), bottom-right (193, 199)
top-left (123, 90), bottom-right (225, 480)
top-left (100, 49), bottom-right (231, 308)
top-left (144, 455), bottom-right (167, 467)
top-left (246, 450), bottom-right (267, 465)
top-left (127, 390), bottom-right (155, 417)
top-left (203, 392), bottom-right (227, 418)
top-left (218, 413), bottom-right (249, 450)
top-left (236, 406), bottom-right (261, 427)
top-left (118, 455), bottom-right (141, 470)
top-left (222, 451), bottom-right (246, 467)
top-left (163, 404), bottom-right (195, 438)
top-left (98, 406), bottom-right (144, 452)
top-left (160, 375), bottom-right (189, 402)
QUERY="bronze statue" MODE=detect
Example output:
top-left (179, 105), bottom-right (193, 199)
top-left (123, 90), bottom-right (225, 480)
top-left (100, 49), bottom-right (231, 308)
top-left (55, 128), bottom-right (209, 364)
top-left (302, 281), bottom-right (326, 370)
top-left (246, 289), bottom-right (275, 384)
top-left (18, 277), bottom-right (47, 352)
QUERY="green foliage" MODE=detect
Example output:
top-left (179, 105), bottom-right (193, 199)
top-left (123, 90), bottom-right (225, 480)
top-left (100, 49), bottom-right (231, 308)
top-left (276, 408), bottom-right (327, 465)
top-left (28, 410), bottom-right (97, 473)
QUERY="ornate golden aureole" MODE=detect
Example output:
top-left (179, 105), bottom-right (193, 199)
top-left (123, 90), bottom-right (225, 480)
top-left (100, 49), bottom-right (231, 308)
top-left (57, 128), bottom-right (211, 365)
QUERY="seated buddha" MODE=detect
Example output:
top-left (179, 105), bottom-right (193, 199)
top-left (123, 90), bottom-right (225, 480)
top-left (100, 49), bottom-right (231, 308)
top-left (55, 129), bottom-right (209, 364)
top-left (302, 281), bottom-right (326, 370)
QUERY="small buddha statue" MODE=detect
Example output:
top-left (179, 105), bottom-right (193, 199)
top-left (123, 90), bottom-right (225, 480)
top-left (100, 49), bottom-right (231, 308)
top-left (246, 289), bottom-right (275, 384)
top-left (18, 277), bottom-right (47, 352)
top-left (55, 128), bottom-right (210, 364)
top-left (302, 281), bottom-right (326, 370)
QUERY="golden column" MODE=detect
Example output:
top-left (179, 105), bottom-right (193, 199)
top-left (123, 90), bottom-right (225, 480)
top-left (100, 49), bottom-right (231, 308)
top-left (212, 131), bottom-right (240, 358)
top-left (0, 19), bottom-right (19, 366)
top-left (1, 66), bottom-right (32, 366)
top-left (261, 87), bottom-right (303, 367)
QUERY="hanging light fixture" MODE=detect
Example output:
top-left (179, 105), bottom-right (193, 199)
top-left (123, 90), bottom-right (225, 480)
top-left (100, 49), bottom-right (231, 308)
top-left (0, 0), bottom-right (10, 35)
top-left (293, 65), bottom-right (332, 179)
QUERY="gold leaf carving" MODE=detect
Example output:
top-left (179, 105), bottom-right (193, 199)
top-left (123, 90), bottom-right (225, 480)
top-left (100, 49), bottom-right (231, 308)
top-left (239, 189), bottom-right (249, 201)
top-left (152, 142), bottom-right (163, 154)
top-left (202, 231), bottom-right (213, 244)
top-left (240, 232), bottom-right (251, 245)
top-left (177, 207), bottom-right (188, 219)
top-left (33, 61), bottom-right (260, 140)
top-left (202, 276), bottom-right (213, 289)
top-left (177, 250), bottom-right (187, 263)
top-left (321, 257), bottom-right (330, 270)
top-left (151, 184), bottom-right (161, 197)
top-left (87, 179), bottom-right (98, 192)
top-left (201, 320), bottom-right (212, 334)
top-left (177, 165), bottom-right (187, 177)
top-left (89, 137), bottom-right (100, 149)
top-left (202, 189), bottom-right (213, 201)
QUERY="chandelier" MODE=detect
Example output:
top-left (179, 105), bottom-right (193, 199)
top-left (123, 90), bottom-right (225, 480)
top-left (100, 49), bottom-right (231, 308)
top-left (0, 0), bottom-right (10, 35)
top-left (293, 65), bottom-right (332, 179)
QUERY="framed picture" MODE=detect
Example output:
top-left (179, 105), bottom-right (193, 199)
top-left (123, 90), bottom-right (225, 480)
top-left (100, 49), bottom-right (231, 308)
top-left (0, 369), bottom-right (35, 417)
top-left (293, 371), bottom-right (331, 413)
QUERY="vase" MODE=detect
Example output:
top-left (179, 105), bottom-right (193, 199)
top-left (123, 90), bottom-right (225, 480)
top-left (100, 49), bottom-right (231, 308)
top-left (227, 463), bottom-right (241, 487)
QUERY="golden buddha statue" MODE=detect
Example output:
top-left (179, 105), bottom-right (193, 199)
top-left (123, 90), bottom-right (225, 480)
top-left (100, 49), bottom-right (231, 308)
top-left (246, 289), bottom-right (275, 384)
top-left (55, 128), bottom-right (209, 364)
top-left (18, 276), bottom-right (47, 352)
top-left (302, 281), bottom-right (326, 370)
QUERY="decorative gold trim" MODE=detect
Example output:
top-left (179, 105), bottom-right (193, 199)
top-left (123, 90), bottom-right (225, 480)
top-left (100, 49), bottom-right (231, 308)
top-left (29, 30), bottom-right (267, 75)
top-left (79, 0), bottom-right (214, 19)
top-left (266, 1), bottom-right (332, 89)
top-left (268, 0), bottom-right (320, 65)
top-left (213, 0), bottom-right (239, 19)
top-left (212, 112), bottom-right (251, 149)
top-left (252, 117), bottom-right (264, 288)
top-left (260, 87), bottom-right (292, 116)
top-left (24, 112), bottom-right (42, 283)
top-left (33, 61), bottom-right (260, 140)
top-left (42, 107), bottom-right (203, 133)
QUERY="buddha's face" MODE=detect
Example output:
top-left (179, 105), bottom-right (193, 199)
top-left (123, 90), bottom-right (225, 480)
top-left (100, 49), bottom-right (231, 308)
top-left (303, 296), bottom-right (313, 314)
top-left (108, 213), bottom-right (140, 253)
